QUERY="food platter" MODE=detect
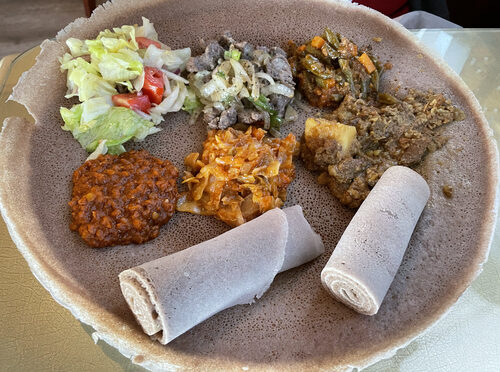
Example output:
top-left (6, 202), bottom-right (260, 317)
top-left (0, 0), bottom-right (498, 371)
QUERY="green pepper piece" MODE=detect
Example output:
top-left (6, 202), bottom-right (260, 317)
top-left (250, 94), bottom-right (277, 114)
top-left (224, 49), bottom-right (241, 61)
top-left (378, 93), bottom-right (399, 105)
top-left (323, 27), bottom-right (340, 49)
top-left (371, 65), bottom-right (385, 92)
top-left (339, 58), bottom-right (356, 95)
top-left (301, 54), bottom-right (334, 79)
top-left (270, 115), bottom-right (283, 131)
top-left (249, 95), bottom-right (283, 133)
top-left (304, 44), bottom-right (326, 61)
top-left (361, 78), bottom-right (371, 99)
top-left (370, 68), bottom-right (379, 92)
top-left (315, 76), bottom-right (326, 88)
top-left (321, 42), bottom-right (340, 61)
top-left (368, 53), bottom-right (382, 71)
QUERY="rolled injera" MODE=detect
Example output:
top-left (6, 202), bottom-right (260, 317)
top-left (119, 205), bottom-right (324, 344)
top-left (321, 166), bottom-right (430, 316)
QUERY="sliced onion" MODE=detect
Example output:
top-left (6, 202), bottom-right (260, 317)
top-left (262, 111), bottom-right (271, 130)
top-left (163, 72), bottom-right (171, 96)
top-left (255, 72), bottom-right (275, 85)
top-left (170, 82), bottom-right (188, 112)
top-left (86, 140), bottom-right (108, 161)
top-left (284, 104), bottom-right (298, 122)
top-left (261, 83), bottom-right (294, 98)
top-left (160, 68), bottom-right (189, 84)
top-left (132, 71), bottom-right (145, 92)
top-left (149, 81), bottom-right (181, 123)
top-left (239, 87), bottom-right (250, 98)
top-left (229, 58), bottom-right (250, 83)
top-left (133, 109), bottom-right (153, 121)
top-left (143, 45), bottom-right (164, 69)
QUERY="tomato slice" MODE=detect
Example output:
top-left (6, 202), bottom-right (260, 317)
top-left (142, 66), bottom-right (165, 105)
top-left (112, 93), bottom-right (151, 113)
top-left (136, 37), bottom-right (162, 49)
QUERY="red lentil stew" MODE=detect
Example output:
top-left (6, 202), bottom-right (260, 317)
top-left (69, 150), bottom-right (179, 248)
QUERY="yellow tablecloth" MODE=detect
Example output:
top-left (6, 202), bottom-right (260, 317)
top-left (1, 29), bottom-right (499, 371)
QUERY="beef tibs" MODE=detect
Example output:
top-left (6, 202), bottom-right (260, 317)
top-left (185, 33), bottom-right (295, 135)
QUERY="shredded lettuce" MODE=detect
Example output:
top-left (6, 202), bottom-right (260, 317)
top-left (81, 96), bottom-right (112, 123)
top-left (182, 87), bottom-right (201, 114)
top-left (132, 71), bottom-right (145, 92)
top-left (61, 106), bottom-right (160, 154)
top-left (136, 16), bottom-right (159, 41)
top-left (66, 38), bottom-right (88, 57)
top-left (60, 56), bottom-right (117, 100)
top-left (99, 37), bottom-right (137, 54)
top-left (97, 50), bottom-right (143, 82)
top-left (86, 140), bottom-right (108, 161)
top-left (163, 48), bottom-right (191, 71)
top-left (60, 104), bottom-right (84, 135)
top-left (96, 25), bottom-right (138, 50)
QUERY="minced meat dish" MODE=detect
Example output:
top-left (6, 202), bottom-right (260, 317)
top-left (69, 150), bottom-right (179, 247)
top-left (301, 90), bottom-right (465, 208)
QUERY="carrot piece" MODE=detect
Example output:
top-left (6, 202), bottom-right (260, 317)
top-left (297, 44), bottom-right (306, 52)
top-left (352, 44), bottom-right (358, 57)
top-left (311, 36), bottom-right (325, 49)
top-left (325, 78), bottom-right (336, 89)
top-left (358, 52), bottom-right (376, 74)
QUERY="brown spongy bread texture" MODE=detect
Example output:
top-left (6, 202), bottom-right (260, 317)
top-left (0, 0), bottom-right (498, 370)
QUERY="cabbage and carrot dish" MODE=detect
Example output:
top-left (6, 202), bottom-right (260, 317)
top-left (177, 126), bottom-right (298, 227)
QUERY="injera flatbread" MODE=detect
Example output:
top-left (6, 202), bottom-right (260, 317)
top-left (321, 166), bottom-right (430, 315)
top-left (119, 206), bottom-right (324, 345)
top-left (0, 0), bottom-right (498, 370)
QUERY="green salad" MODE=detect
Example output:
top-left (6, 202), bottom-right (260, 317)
top-left (59, 17), bottom-right (191, 157)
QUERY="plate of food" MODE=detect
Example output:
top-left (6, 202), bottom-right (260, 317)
top-left (0, 0), bottom-right (497, 370)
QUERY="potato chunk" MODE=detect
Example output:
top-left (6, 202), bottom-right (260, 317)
top-left (304, 118), bottom-right (357, 154)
